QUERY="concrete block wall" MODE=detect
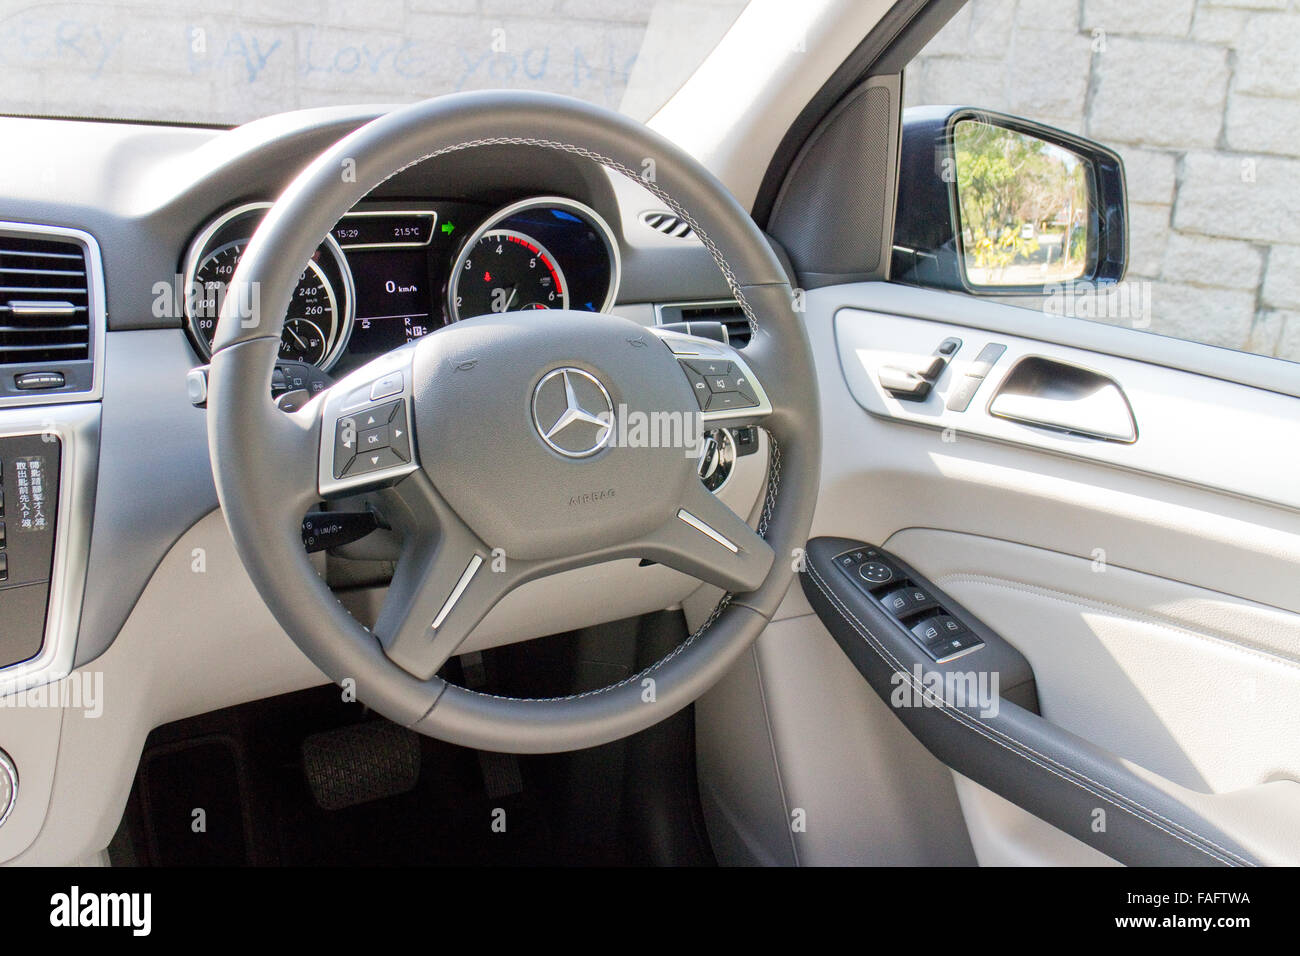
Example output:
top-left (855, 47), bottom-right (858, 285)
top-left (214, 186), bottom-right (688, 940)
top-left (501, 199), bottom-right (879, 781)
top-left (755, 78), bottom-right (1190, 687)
top-left (0, 0), bottom-right (750, 124)
top-left (905, 0), bottom-right (1300, 362)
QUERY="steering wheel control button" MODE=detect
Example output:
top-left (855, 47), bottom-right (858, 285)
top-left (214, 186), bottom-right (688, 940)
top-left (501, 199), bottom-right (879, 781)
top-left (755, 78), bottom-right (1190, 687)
top-left (730, 372), bottom-right (759, 405)
top-left (345, 447), bottom-right (405, 477)
top-left (387, 404), bottom-right (411, 462)
top-left (359, 423), bottom-right (390, 452)
top-left (704, 391), bottom-right (750, 412)
top-left (685, 358), bottom-right (731, 377)
top-left (682, 365), bottom-right (711, 409)
top-left (332, 400), bottom-right (409, 478)
top-left (370, 371), bottom-right (403, 401)
top-left (333, 418), bottom-right (358, 478)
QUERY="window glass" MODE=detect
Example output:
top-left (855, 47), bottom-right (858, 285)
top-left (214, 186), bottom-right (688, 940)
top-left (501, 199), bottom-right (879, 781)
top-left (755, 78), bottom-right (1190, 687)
top-left (0, 0), bottom-right (749, 124)
top-left (904, 0), bottom-right (1300, 362)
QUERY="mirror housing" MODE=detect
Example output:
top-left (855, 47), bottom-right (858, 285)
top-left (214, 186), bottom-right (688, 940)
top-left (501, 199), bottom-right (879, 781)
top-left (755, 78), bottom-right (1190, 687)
top-left (892, 106), bottom-right (1128, 296)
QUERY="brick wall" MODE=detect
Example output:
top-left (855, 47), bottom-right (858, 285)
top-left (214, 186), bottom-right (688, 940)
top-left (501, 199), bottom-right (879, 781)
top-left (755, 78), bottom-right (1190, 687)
top-left (905, 0), bottom-right (1300, 362)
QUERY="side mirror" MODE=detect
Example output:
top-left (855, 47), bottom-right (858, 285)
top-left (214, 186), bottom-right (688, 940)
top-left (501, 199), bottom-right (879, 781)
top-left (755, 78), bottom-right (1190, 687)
top-left (893, 107), bottom-right (1127, 295)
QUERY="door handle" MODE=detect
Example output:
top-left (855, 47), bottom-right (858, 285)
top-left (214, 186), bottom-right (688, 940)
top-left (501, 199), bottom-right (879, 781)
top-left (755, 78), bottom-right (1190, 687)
top-left (988, 355), bottom-right (1137, 443)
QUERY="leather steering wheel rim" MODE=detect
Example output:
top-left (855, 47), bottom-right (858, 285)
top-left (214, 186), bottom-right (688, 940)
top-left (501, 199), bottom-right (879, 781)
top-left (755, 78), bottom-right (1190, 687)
top-left (206, 90), bottom-right (821, 753)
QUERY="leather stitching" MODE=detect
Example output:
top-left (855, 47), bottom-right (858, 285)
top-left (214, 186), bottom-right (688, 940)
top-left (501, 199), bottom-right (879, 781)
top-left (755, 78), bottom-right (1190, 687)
top-left (804, 560), bottom-right (1253, 867)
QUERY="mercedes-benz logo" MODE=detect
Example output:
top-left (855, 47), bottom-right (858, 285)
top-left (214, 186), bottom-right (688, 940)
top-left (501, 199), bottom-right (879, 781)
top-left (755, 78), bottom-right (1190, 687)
top-left (531, 367), bottom-right (614, 458)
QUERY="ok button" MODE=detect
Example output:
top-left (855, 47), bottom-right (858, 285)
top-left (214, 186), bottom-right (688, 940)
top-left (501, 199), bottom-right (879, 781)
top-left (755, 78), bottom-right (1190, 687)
top-left (360, 424), bottom-right (390, 450)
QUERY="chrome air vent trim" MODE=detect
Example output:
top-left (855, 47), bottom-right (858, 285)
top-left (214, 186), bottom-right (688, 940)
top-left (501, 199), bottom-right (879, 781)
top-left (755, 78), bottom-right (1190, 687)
top-left (0, 222), bottom-right (106, 408)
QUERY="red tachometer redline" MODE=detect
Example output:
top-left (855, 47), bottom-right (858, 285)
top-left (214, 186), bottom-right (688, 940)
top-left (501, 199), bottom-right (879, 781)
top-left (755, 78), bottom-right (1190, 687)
top-left (505, 234), bottom-right (564, 295)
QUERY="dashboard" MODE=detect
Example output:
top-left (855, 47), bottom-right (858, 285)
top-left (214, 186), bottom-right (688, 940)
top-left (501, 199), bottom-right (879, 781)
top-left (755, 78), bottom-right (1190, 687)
top-left (0, 107), bottom-right (776, 866)
top-left (181, 195), bottom-right (620, 375)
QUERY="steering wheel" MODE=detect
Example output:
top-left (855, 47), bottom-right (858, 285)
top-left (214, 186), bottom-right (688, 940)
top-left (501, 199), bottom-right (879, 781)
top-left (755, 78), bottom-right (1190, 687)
top-left (207, 91), bottom-right (820, 753)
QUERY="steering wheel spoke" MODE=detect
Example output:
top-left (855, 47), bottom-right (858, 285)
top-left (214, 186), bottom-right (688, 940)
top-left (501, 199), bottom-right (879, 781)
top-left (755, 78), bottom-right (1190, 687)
top-left (373, 473), bottom-right (516, 680)
top-left (641, 477), bottom-right (774, 594)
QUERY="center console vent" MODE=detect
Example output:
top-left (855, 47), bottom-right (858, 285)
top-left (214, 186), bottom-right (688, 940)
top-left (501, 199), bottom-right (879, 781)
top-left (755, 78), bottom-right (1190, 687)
top-left (0, 224), bottom-right (103, 404)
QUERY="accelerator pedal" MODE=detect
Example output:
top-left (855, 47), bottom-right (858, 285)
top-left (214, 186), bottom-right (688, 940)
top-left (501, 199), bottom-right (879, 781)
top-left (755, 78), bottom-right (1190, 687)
top-left (301, 720), bottom-right (421, 811)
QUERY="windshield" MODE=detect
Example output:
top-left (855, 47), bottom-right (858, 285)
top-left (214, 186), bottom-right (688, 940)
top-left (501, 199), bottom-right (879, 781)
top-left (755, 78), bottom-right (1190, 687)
top-left (0, 0), bottom-right (749, 125)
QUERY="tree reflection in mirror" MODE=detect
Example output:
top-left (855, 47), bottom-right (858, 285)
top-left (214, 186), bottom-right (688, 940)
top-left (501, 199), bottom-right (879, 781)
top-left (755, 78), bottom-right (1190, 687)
top-left (954, 120), bottom-right (1090, 288)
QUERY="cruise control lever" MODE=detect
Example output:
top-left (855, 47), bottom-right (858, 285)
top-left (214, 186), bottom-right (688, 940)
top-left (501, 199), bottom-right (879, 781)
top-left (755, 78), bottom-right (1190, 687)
top-left (301, 510), bottom-right (380, 553)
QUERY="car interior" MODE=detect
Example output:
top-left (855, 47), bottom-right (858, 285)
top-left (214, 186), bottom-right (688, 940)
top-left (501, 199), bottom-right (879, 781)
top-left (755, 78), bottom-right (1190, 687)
top-left (0, 0), bottom-right (1298, 872)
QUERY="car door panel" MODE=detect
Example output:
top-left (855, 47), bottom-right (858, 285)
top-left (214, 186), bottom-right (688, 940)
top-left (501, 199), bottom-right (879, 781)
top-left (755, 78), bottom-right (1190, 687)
top-left (836, 307), bottom-right (1300, 512)
top-left (778, 279), bottom-right (1300, 865)
top-left (886, 528), bottom-right (1300, 796)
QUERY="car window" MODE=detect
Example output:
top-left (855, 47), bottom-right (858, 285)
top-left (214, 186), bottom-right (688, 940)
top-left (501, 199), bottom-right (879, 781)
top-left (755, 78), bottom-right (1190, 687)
top-left (0, 0), bottom-right (749, 124)
top-left (902, 0), bottom-right (1300, 363)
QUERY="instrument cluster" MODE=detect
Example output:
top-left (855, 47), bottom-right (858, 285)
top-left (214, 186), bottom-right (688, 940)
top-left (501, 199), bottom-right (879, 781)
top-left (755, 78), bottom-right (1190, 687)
top-left (181, 196), bottom-right (620, 374)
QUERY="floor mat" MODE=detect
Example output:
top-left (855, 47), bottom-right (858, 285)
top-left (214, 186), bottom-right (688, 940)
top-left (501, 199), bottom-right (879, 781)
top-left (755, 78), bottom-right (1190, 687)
top-left (122, 685), bottom-right (630, 866)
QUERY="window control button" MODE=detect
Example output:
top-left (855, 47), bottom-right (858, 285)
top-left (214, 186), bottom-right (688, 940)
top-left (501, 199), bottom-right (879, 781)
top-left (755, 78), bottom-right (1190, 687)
top-left (912, 615), bottom-right (982, 658)
top-left (911, 617), bottom-right (950, 647)
top-left (881, 586), bottom-right (937, 617)
top-left (912, 614), bottom-right (965, 645)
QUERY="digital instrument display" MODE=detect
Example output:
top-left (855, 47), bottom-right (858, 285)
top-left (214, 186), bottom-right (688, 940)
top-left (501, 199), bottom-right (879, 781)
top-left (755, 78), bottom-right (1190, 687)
top-left (346, 248), bottom-right (438, 354)
top-left (331, 211), bottom-right (437, 249)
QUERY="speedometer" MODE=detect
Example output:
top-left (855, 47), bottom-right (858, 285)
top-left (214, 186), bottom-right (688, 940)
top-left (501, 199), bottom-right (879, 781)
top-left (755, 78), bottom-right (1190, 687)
top-left (183, 202), bottom-right (355, 370)
top-left (449, 230), bottom-right (569, 319)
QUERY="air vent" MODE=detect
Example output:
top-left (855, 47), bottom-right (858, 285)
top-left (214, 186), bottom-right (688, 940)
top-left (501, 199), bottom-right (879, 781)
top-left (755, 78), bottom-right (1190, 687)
top-left (658, 301), bottom-right (751, 347)
top-left (0, 224), bottom-right (100, 404)
top-left (0, 235), bottom-right (90, 365)
top-left (640, 210), bottom-right (694, 239)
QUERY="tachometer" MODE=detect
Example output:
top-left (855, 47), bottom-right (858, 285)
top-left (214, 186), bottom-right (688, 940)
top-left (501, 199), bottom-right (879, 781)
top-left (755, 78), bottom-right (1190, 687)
top-left (449, 229), bottom-right (569, 319)
top-left (183, 202), bottom-right (354, 370)
top-left (446, 196), bottom-right (619, 322)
